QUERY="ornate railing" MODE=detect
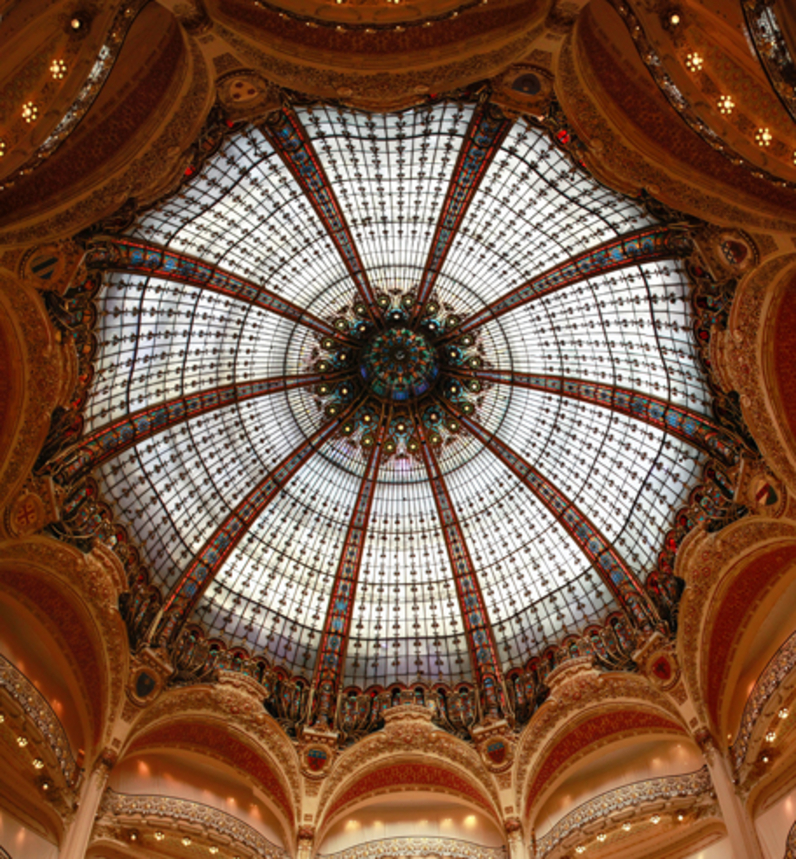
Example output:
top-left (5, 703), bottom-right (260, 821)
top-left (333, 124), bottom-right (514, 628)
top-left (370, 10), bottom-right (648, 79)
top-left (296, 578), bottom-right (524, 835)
top-left (0, 653), bottom-right (77, 784)
top-left (606, 0), bottom-right (796, 192)
top-left (732, 628), bottom-right (796, 771)
top-left (317, 836), bottom-right (507, 859)
top-left (0, 0), bottom-right (149, 193)
top-left (101, 791), bottom-right (288, 859)
top-left (535, 768), bottom-right (712, 857)
top-left (743, 0), bottom-right (796, 125)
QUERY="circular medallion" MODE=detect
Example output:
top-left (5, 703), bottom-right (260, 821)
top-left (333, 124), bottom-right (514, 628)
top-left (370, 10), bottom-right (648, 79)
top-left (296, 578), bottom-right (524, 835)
top-left (360, 327), bottom-right (438, 401)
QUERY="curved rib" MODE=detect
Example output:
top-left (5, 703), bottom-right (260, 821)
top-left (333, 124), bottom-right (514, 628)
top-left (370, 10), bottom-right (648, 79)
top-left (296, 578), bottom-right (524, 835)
top-left (412, 102), bottom-right (513, 313)
top-left (312, 409), bottom-right (390, 701)
top-left (454, 410), bottom-right (657, 629)
top-left (451, 368), bottom-right (737, 464)
top-left (51, 371), bottom-right (342, 482)
top-left (447, 227), bottom-right (682, 338)
top-left (86, 237), bottom-right (346, 341)
top-left (156, 405), bottom-right (356, 640)
top-left (262, 108), bottom-right (379, 313)
top-left (414, 411), bottom-right (506, 705)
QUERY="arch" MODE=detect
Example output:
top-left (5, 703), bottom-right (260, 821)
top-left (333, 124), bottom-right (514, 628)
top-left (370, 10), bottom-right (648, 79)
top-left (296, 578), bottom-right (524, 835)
top-left (323, 759), bottom-right (496, 824)
top-left (514, 671), bottom-right (683, 810)
top-left (124, 717), bottom-right (296, 838)
top-left (522, 707), bottom-right (687, 826)
top-left (0, 537), bottom-right (128, 750)
top-left (314, 713), bottom-right (502, 839)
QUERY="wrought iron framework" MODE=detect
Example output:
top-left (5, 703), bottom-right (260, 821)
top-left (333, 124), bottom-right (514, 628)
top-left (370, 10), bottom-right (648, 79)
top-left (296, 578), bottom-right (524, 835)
top-left (43, 93), bottom-right (748, 741)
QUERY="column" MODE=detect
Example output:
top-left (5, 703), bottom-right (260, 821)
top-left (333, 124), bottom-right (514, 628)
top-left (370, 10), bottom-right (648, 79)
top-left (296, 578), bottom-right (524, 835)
top-left (59, 749), bottom-right (115, 859)
top-left (698, 732), bottom-right (765, 859)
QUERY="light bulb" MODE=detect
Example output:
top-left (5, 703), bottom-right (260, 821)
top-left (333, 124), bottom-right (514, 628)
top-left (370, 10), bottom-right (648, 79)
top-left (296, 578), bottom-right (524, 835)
top-left (685, 52), bottom-right (703, 72)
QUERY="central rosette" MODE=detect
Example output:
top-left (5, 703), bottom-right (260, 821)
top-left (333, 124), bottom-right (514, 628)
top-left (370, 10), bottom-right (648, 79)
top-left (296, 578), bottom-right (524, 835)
top-left (360, 327), bottom-right (439, 401)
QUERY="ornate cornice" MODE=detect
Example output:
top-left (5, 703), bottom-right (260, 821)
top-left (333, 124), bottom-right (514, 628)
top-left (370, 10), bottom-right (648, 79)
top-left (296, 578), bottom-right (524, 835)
top-left (100, 789), bottom-right (288, 859)
top-left (562, 16), bottom-right (796, 232)
top-left (535, 767), bottom-right (713, 857)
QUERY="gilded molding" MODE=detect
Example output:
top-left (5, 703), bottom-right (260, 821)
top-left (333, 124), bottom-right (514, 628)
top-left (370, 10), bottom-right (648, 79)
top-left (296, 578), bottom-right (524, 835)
top-left (315, 709), bottom-right (502, 837)
top-left (0, 536), bottom-right (130, 748)
top-left (0, 281), bottom-right (64, 508)
top-left (722, 256), bottom-right (796, 492)
top-left (214, 22), bottom-right (546, 110)
top-left (0, 0), bottom-right (151, 193)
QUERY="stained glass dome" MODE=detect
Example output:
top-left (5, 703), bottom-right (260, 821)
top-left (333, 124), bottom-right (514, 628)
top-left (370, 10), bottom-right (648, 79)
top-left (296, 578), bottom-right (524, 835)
top-left (64, 97), bottom-right (733, 700)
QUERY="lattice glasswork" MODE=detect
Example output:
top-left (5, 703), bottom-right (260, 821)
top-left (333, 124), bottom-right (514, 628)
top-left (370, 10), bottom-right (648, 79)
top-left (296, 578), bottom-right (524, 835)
top-left (58, 97), bottom-right (737, 698)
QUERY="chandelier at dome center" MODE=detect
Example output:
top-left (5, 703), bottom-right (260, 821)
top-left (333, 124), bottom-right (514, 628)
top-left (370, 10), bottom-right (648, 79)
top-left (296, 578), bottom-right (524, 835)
top-left (45, 93), bottom-right (746, 738)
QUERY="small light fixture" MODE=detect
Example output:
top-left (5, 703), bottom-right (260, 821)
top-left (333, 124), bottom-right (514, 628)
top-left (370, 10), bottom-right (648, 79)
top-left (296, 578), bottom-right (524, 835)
top-left (155, 832), bottom-right (165, 841)
top-left (685, 52), bottom-right (703, 72)
top-left (677, 813), bottom-right (685, 821)
top-left (762, 754), bottom-right (770, 763)
top-left (597, 833), bottom-right (607, 842)
top-left (130, 831), bottom-right (138, 842)
top-left (766, 730), bottom-right (776, 742)
top-left (70, 16), bottom-right (83, 29)
top-left (210, 848), bottom-right (219, 855)
top-left (651, 814), bottom-right (661, 824)
top-left (779, 707), bottom-right (789, 719)
top-left (42, 780), bottom-right (50, 790)
top-left (50, 59), bottom-right (67, 79)
top-left (16, 736), bottom-right (28, 747)
top-left (622, 822), bottom-right (631, 831)
top-left (670, 12), bottom-right (680, 25)
top-left (575, 848), bottom-right (586, 855)
top-left (0, 140), bottom-right (5, 158)
top-left (32, 758), bottom-right (44, 769)
top-left (717, 95), bottom-right (734, 115)
top-left (0, 712), bottom-right (4, 722)
top-left (755, 127), bottom-right (772, 147)
top-left (182, 836), bottom-right (192, 847)
top-left (21, 102), bottom-right (38, 123)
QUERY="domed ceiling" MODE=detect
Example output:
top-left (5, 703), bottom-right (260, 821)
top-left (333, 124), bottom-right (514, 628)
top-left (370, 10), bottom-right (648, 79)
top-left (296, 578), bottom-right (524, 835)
top-left (65, 97), bottom-right (732, 697)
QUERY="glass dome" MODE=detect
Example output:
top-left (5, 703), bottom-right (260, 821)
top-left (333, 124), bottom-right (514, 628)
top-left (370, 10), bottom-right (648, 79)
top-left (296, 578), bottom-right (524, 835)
top-left (70, 98), bottom-right (728, 695)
